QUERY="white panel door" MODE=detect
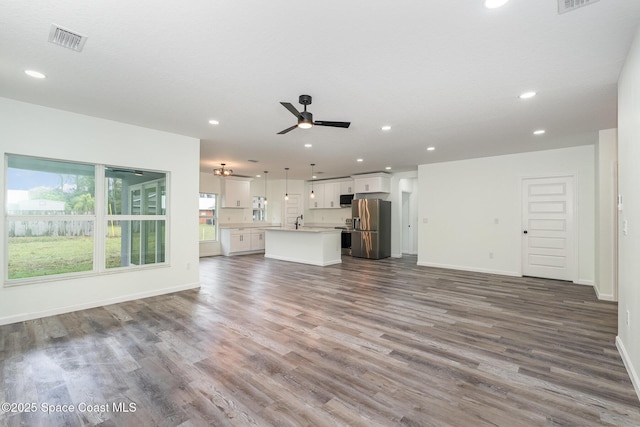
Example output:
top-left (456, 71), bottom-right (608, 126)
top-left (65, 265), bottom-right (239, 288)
top-left (521, 176), bottom-right (575, 281)
top-left (284, 194), bottom-right (302, 227)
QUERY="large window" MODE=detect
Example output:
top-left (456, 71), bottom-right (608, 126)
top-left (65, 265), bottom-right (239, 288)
top-left (6, 156), bottom-right (96, 280)
top-left (253, 196), bottom-right (266, 222)
top-left (5, 155), bottom-right (168, 284)
top-left (198, 193), bottom-right (217, 241)
top-left (105, 168), bottom-right (167, 268)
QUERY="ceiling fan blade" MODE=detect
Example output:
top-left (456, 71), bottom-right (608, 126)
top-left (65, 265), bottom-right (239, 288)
top-left (277, 124), bottom-right (298, 135)
top-left (314, 121), bottom-right (351, 128)
top-left (280, 102), bottom-right (303, 119)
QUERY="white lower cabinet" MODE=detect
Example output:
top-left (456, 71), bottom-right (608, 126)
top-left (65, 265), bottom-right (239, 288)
top-left (251, 230), bottom-right (265, 251)
top-left (221, 228), bottom-right (265, 256)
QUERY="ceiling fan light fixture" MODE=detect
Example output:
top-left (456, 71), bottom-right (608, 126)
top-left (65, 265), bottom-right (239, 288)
top-left (277, 95), bottom-right (350, 134)
top-left (298, 111), bottom-right (314, 129)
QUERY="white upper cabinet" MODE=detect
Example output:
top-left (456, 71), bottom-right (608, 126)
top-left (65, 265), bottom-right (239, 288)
top-left (309, 183), bottom-right (325, 209)
top-left (309, 181), bottom-right (342, 209)
top-left (324, 182), bottom-right (340, 208)
top-left (353, 173), bottom-right (391, 193)
top-left (339, 179), bottom-right (354, 194)
top-left (221, 178), bottom-right (251, 208)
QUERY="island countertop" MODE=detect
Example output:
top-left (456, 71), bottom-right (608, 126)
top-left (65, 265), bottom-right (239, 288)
top-left (262, 227), bottom-right (341, 233)
top-left (263, 228), bottom-right (341, 266)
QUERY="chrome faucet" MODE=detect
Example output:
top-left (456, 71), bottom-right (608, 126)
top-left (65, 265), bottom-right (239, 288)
top-left (295, 214), bottom-right (303, 230)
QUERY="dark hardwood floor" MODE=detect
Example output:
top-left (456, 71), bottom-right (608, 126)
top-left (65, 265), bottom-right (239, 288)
top-left (1, 254), bottom-right (639, 426)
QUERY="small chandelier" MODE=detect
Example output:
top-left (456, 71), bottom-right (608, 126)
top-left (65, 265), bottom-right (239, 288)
top-left (213, 163), bottom-right (233, 177)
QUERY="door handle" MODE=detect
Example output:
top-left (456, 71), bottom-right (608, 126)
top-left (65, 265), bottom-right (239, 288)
top-left (523, 230), bottom-right (528, 234)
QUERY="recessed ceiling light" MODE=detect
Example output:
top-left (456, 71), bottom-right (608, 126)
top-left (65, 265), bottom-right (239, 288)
top-left (381, 125), bottom-right (391, 131)
top-left (427, 146), bottom-right (436, 151)
top-left (208, 119), bottom-right (219, 125)
top-left (312, 175), bottom-right (317, 179)
top-left (519, 91), bottom-right (537, 99)
top-left (256, 174), bottom-right (261, 178)
top-left (357, 158), bottom-right (364, 162)
top-left (25, 70), bottom-right (46, 79)
top-left (304, 144), bottom-right (312, 148)
top-left (484, 0), bottom-right (509, 9)
top-left (533, 129), bottom-right (546, 135)
top-left (385, 166), bottom-right (392, 170)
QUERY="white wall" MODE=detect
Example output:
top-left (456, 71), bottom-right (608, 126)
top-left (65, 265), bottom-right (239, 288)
top-left (0, 97), bottom-right (200, 325)
top-left (617, 24), bottom-right (640, 401)
top-left (418, 145), bottom-right (595, 282)
top-left (595, 129), bottom-right (618, 301)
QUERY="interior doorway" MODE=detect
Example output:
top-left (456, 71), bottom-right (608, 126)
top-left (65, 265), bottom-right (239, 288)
top-left (284, 194), bottom-right (302, 228)
top-left (521, 175), bottom-right (575, 281)
top-left (402, 191), bottom-right (416, 254)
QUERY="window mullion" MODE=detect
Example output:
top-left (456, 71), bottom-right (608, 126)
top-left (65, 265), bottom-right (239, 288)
top-left (94, 165), bottom-right (105, 272)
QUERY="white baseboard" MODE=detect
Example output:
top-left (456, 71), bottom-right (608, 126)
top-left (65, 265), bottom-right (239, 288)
top-left (592, 285), bottom-right (616, 301)
top-left (416, 261), bottom-right (520, 278)
top-left (574, 279), bottom-right (594, 286)
top-left (264, 254), bottom-right (342, 267)
top-left (0, 282), bottom-right (201, 326)
top-left (616, 336), bottom-right (640, 403)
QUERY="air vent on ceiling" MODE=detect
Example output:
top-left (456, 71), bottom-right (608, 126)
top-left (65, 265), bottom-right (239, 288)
top-left (48, 24), bottom-right (87, 52)
top-left (558, 0), bottom-right (599, 14)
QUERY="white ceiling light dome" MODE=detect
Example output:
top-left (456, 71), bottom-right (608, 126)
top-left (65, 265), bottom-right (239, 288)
top-left (25, 70), bottom-right (46, 79)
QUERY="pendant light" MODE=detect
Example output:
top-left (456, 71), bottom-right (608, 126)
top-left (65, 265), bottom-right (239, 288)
top-left (310, 163), bottom-right (316, 199)
top-left (284, 167), bottom-right (289, 201)
top-left (263, 171), bottom-right (268, 205)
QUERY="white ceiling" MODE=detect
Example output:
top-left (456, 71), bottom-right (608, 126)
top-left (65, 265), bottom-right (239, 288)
top-left (1, 1), bottom-right (639, 180)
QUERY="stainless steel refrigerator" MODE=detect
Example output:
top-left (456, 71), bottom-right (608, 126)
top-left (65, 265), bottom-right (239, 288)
top-left (351, 199), bottom-right (391, 259)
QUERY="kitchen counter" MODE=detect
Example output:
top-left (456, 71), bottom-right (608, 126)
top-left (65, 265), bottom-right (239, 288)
top-left (219, 223), bottom-right (280, 229)
top-left (264, 228), bottom-right (341, 266)
top-left (264, 227), bottom-right (340, 233)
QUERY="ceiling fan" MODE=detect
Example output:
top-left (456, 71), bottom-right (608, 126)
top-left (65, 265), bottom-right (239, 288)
top-left (277, 94), bottom-right (351, 135)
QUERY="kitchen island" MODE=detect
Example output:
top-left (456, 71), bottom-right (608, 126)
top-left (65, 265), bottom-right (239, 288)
top-left (264, 227), bottom-right (342, 266)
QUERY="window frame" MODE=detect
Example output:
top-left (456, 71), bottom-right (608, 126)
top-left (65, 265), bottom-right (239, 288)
top-left (252, 196), bottom-right (267, 222)
top-left (198, 192), bottom-right (218, 242)
top-left (4, 155), bottom-right (170, 286)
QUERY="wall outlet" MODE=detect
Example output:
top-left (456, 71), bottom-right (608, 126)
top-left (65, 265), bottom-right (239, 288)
top-left (423, 218), bottom-right (429, 224)
top-left (186, 262), bottom-right (191, 271)
top-left (489, 252), bottom-right (494, 259)
top-left (493, 218), bottom-right (499, 224)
